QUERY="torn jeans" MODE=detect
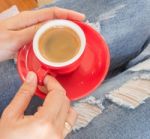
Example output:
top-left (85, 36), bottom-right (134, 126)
top-left (0, 0), bottom-right (150, 139)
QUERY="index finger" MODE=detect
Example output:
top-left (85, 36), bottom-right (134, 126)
top-left (4, 7), bottom-right (85, 30)
top-left (37, 76), bottom-right (67, 119)
top-left (44, 75), bottom-right (66, 93)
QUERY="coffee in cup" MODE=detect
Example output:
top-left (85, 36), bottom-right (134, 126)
top-left (38, 26), bottom-right (81, 63)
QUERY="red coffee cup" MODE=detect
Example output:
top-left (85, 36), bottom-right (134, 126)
top-left (33, 20), bottom-right (86, 85)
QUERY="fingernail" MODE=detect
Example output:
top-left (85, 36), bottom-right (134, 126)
top-left (26, 71), bottom-right (37, 83)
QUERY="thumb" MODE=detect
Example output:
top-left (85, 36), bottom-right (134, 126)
top-left (3, 71), bottom-right (37, 119)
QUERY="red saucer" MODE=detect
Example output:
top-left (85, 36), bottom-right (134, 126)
top-left (17, 21), bottom-right (110, 101)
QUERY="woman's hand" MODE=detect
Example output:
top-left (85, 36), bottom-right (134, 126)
top-left (0, 72), bottom-right (77, 139)
top-left (0, 7), bottom-right (85, 62)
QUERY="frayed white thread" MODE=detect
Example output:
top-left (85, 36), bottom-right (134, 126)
top-left (132, 73), bottom-right (150, 80)
top-left (72, 96), bottom-right (103, 131)
top-left (106, 78), bottom-right (150, 109)
top-left (107, 58), bottom-right (150, 109)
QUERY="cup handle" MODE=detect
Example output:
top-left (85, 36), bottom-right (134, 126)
top-left (36, 68), bottom-right (49, 85)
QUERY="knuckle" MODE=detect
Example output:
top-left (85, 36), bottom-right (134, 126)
top-left (39, 120), bottom-right (62, 139)
top-left (39, 119), bottom-right (52, 129)
top-left (52, 127), bottom-right (62, 139)
top-left (51, 89), bottom-right (66, 97)
top-left (18, 90), bottom-right (33, 98)
top-left (51, 7), bottom-right (61, 19)
top-left (23, 82), bottom-right (35, 90)
top-left (19, 83), bottom-right (34, 96)
top-left (43, 121), bottom-right (58, 133)
top-left (51, 6), bottom-right (59, 12)
top-left (40, 122), bottom-right (54, 134)
top-left (19, 88), bottom-right (29, 94)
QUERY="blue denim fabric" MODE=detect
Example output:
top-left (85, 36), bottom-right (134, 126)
top-left (0, 0), bottom-right (150, 138)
